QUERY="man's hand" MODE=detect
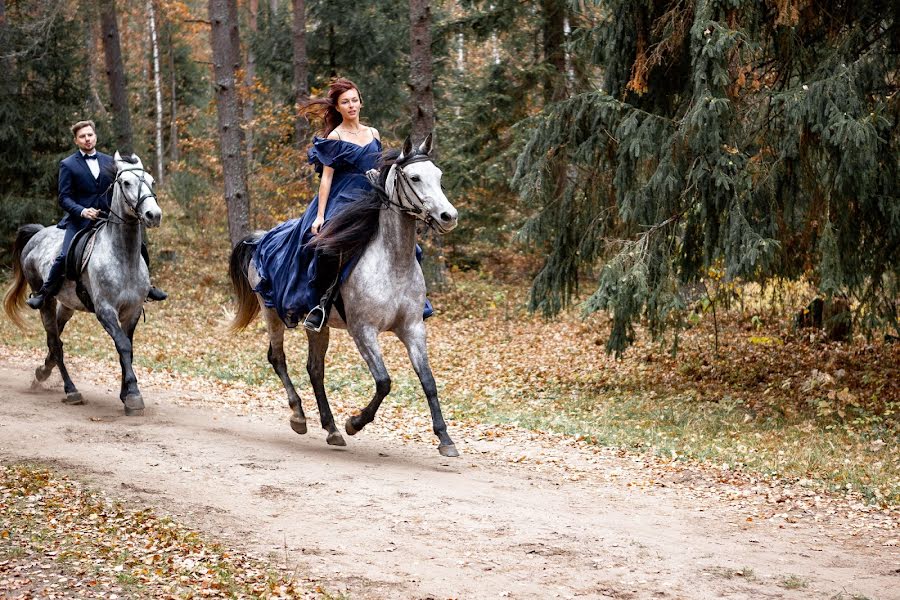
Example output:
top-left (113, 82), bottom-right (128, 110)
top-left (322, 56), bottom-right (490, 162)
top-left (81, 207), bottom-right (101, 220)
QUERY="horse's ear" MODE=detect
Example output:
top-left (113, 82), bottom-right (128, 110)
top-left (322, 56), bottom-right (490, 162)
top-left (417, 133), bottom-right (433, 156)
top-left (399, 136), bottom-right (413, 162)
top-left (114, 151), bottom-right (122, 162)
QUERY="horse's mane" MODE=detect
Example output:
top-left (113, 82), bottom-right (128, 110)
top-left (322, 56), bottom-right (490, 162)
top-left (314, 148), bottom-right (411, 260)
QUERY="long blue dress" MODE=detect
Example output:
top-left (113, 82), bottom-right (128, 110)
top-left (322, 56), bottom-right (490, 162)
top-left (252, 137), bottom-right (434, 328)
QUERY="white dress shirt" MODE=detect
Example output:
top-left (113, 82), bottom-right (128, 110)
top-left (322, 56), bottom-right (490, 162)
top-left (82, 152), bottom-right (100, 179)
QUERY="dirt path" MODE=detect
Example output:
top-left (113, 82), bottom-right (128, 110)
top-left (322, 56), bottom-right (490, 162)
top-left (0, 355), bottom-right (897, 599)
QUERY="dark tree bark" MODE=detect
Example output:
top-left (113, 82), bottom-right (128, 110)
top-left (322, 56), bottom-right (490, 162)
top-left (208, 0), bottom-right (250, 247)
top-left (409, 0), bottom-right (445, 289)
top-left (291, 0), bottom-right (309, 145)
top-left (99, 0), bottom-right (133, 154)
top-left (243, 0), bottom-right (257, 163)
top-left (409, 0), bottom-right (434, 144)
top-left (167, 24), bottom-right (179, 163)
top-left (541, 0), bottom-right (567, 104)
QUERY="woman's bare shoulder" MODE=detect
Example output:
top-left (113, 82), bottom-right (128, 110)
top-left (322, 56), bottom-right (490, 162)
top-left (369, 127), bottom-right (380, 141)
top-left (326, 130), bottom-right (341, 141)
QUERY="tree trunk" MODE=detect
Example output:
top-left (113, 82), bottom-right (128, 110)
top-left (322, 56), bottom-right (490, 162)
top-left (100, 0), bottom-right (134, 154)
top-left (409, 0), bottom-right (445, 290)
top-left (167, 24), bottom-right (179, 162)
top-left (147, 0), bottom-right (164, 184)
top-left (243, 0), bottom-right (257, 164)
top-left (291, 0), bottom-right (309, 145)
top-left (409, 0), bottom-right (434, 144)
top-left (0, 0), bottom-right (14, 92)
top-left (541, 0), bottom-right (567, 104)
top-left (208, 0), bottom-right (250, 247)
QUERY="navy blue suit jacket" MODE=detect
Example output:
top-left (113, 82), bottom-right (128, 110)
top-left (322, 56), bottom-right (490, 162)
top-left (57, 151), bottom-right (115, 230)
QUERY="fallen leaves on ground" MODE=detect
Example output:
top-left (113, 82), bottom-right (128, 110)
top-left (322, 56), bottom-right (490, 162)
top-left (0, 464), bottom-right (325, 599)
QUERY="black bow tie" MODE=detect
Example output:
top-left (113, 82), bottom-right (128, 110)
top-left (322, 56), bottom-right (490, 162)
top-left (83, 154), bottom-right (98, 160)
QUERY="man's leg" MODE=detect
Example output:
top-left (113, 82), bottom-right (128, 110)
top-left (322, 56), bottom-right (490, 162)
top-left (26, 227), bottom-right (77, 310)
top-left (140, 243), bottom-right (167, 302)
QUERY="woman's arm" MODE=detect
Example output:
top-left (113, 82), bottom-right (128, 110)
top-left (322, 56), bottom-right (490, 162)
top-left (312, 165), bottom-right (334, 234)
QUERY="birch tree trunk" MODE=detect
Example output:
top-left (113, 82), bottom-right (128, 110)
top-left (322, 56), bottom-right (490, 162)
top-left (208, 0), bottom-right (250, 247)
top-left (100, 0), bottom-right (133, 154)
top-left (147, 0), bottom-right (164, 184)
top-left (291, 0), bottom-right (309, 145)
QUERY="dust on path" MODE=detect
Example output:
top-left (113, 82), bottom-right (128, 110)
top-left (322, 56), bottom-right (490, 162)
top-left (0, 356), bottom-right (897, 600)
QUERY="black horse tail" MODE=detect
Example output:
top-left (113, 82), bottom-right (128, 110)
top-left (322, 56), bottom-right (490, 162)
top-left (314, 189), bottom-right (384, 260)
top-left (3, 224), bottom-right (43, 330)
top-left (228, 231), bottom-right (264, 332)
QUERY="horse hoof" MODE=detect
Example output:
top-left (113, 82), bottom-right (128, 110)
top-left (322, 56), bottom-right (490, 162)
top-left (438, 444), bottom-right (459, 458)
top-left (34, 366), bottom-right (52, 382)
top-left (123, 395), bottom-right (144, 416)
top-left (290, 415), bottom-right (307, 435)
top-left (62, 392), bottom-right (84, 405)
top-left (326, 431), bottom-right (346, 447)
top-left (345, 418), bottom-right (359, 436)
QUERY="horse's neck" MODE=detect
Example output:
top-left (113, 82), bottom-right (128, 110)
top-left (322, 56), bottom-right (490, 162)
top-left (105, 191), bottom-right (143, 259)
top-left (373, 205), bottom-right (417, 265)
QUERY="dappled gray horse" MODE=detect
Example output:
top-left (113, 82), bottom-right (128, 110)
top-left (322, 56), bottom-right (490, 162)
top-left (229, 135), bottom-right (461, 456)
top-left (3, 153), bottom-right (162, 415)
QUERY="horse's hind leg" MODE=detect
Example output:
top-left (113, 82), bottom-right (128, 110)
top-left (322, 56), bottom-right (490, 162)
top-left (305, 327), bottom-right (345, 447)
top-left (37, 300), bottom-right (82, 405)
top-left (344, 327), bottom-right (392, 438)
top-left (396, 323), bottom-right (458, 457)
top-left (262, 307), bottom-right (307, 435)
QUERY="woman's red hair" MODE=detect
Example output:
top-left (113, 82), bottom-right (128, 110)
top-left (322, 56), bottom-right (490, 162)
top-left (302, 77), bottom-right (361, 137)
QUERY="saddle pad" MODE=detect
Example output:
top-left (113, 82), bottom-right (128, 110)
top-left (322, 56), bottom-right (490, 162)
top-left (65, 224), bottom-right (102, 281)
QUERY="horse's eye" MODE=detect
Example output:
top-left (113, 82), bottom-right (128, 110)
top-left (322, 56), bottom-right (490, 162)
top-left (124, 181), bottom-right (131, 186)
top-left (411, 175), bottom-right (420, 182)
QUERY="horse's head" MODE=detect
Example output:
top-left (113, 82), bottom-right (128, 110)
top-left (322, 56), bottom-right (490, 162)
top-left (113, 152), bottom-right (162, 228)
top-left (387, 134), bottom-right (458, 234)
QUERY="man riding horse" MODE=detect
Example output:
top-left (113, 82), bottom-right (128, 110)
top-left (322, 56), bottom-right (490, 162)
top-left (26, 120), bottom-right (167, 309)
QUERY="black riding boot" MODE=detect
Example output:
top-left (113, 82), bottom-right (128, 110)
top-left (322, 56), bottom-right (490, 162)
top-left (303, 255), bottom-right (340, 332)
top-left (26, 255), bottom-right (66, 310)
top-left (140, 243), bottom-right (168, 302)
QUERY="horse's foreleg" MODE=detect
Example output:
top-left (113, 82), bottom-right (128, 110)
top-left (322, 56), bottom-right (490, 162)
top-left (95, 305), bottom-right (143, 416)
top-left (345, 327), bottom-right (391, 438)
top-left (262, 307), bottom-right (307, 435)
top-left (305, 327), bottom-right (344, 447)
top-left (37, 300), bottom-right (82, 404)
top-left (397, 323), bottom-right (458, 457)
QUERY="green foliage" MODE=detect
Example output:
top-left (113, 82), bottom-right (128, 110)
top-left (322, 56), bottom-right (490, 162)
top-left (306, 0), bottom-right (411, 133)
top-left (0, 2), bottom-right (89, 268)
top-left (515, 0), bottom-right (900, 353)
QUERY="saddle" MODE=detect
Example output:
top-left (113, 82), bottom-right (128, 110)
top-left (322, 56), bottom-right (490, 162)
top-left (64, 224), bottom-right (103, 313)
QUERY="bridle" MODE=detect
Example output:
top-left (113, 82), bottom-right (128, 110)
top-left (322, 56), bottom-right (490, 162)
top-left (105, 166), bottom-right (157, 225)
top-left (385, 154), bottom-right (437, 230)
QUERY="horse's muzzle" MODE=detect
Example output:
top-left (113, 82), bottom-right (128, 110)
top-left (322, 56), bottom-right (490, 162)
top-left (142, 210), bottom-right (162, 228)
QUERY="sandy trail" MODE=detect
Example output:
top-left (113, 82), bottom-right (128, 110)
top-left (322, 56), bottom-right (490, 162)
top-left (0, 359), bottom-right (897, 599)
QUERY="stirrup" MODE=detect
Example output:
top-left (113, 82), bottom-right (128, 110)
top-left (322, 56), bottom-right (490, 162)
top-left (302, 305), bottom-right (327, 333)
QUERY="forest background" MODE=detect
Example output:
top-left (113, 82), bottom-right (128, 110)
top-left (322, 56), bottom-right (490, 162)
top-left (0, 0), bottom-right (897, 505)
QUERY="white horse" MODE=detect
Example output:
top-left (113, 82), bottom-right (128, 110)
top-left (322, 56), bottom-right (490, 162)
top-left (229, 135), bottom-right (461, 456)
top-left (4, 153), bottom-right (162, 415)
